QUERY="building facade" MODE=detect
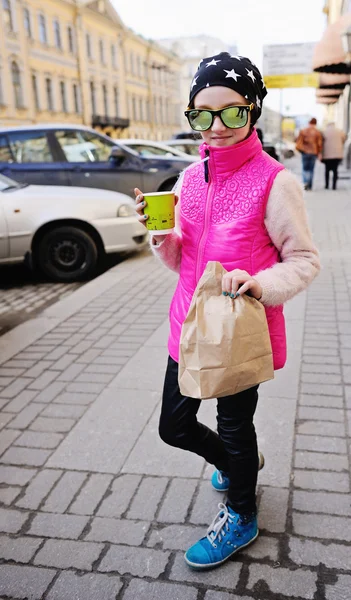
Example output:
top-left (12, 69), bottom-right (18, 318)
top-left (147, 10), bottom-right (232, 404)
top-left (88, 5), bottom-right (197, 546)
top-left (0, 0), bottom-right (182, 139)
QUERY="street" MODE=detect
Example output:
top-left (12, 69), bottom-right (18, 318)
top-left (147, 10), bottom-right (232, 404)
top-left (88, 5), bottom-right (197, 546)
top-left (0, 159), bottom-right (350, 599)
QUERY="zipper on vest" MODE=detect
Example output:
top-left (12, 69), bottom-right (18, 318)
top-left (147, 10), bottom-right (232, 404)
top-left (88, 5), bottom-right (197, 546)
top-left (196, 150), bottom-right (213, 283)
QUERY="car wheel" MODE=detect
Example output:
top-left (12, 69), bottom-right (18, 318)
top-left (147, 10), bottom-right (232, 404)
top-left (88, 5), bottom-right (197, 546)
top-left (36, 226), bottom-right (98, 282)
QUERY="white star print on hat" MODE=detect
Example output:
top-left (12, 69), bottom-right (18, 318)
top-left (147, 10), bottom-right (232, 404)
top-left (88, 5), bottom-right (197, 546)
top-left (191, 77), bottom-right (198, 90)
top-left (246, 69), bottom-right (256, 82)
top-left (223, 68), bottom-right (241, 82)
top-left (261, 78), bottom-right (266, 89)
top-left (256, 96), bottom-right (261, 108)
top-left (206, 59), bottom-right (221, 67)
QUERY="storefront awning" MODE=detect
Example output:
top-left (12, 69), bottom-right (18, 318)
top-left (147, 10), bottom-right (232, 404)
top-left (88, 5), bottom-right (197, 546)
top-left (313, 13), bottom-right (351, 74)
top-left (319, 72), bottom-right (350, 89)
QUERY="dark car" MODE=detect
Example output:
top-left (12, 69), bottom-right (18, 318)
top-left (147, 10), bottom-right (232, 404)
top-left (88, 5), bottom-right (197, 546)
top-left (0, 125), bottom-right (194, 197)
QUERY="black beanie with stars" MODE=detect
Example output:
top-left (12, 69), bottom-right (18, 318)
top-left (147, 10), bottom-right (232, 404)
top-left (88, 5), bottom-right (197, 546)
top-left (188, 52), bottom-right (267, 126)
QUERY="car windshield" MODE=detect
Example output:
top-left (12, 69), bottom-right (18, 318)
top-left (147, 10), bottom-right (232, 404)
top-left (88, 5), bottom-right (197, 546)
top-left (0, 173), bottom-right (20, 191)
top-left (125, 144), bottom-right (176, 158)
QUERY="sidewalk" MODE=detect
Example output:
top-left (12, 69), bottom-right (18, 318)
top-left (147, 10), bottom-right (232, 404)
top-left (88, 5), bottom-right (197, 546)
top-left (0, 177), bottom-right (350, 600)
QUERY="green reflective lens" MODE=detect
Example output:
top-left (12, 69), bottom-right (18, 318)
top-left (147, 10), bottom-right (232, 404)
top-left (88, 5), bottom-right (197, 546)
top-left (188, 110), bottom-right (213, 131)
top-left (221, 106), bottom-right (248, 129)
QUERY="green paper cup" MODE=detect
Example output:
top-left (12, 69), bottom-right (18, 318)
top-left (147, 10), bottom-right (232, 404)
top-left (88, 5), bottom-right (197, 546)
top-left (143, 191), bottom-right (175, 234)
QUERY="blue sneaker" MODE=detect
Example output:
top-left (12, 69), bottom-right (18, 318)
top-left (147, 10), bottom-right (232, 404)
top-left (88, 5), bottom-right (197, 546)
top-left (211, 451), bottom-right (265, 492)
top-left (184, 503), bottom-right (258, 570)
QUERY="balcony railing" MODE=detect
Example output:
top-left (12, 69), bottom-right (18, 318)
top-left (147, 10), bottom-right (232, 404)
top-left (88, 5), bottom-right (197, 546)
top-left (92, 114), bottom-right (130, 129)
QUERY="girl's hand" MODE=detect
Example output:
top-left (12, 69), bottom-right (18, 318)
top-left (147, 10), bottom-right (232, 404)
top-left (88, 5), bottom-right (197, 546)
top-left (222, 269), bottom-right (262, 300)
top-left (134, 187), bottom-right (179, 244)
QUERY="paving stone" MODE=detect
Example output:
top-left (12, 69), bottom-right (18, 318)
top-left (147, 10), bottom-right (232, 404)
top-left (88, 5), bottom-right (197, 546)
top-left (341, 348), bottom-right (351, 364)
top-left (29, 416), bottom-right (75, 432)
top-left (246, 563), bottom-right (317, 599)
top-left (293, 512), bottom-right (351, 541)
top-left (295, 434), bottom-right (347, 454)
top-left (297, 421), bottom-right (345, 437)
top-left (325, 575), bottom-right (351, 600)
top-left (69, 473), bottom-right (113, 515)
top-left (301, 383), bottom-right (343, 396)
top-left (294, 469), bottom-right (349, 492)
top-left (41, 404), bottom-right (86, 419)
top-left (28, 371), bottom-right (59, 390)
top-left (0, 429), bottom-right (20, 455)
top-left (299, 394), bottom-right (343, 408)
top-left (2, 390), bottom-right (38, 413)
top-left (16, 469), bottom-right (62, 510)
top-left (157, 478), bottom-right (197, 523)
top-left (298, 406), bottom-right (344, 422)
top-left (0, 565), bottom-right (56, 599)
top-left (65, 382), bottom-right (106, 394)
top-left (14, 431), bottom-right (64, 449)
top-left (29, 512), bottom-right (88, 539)
top-left (51, 354), bottom-right (77, 370)
top-left (34, 538), bottom-right (103, 569)
top-left (68, 340), bottom-right (94, 355)
top-left (83, 364), bottom-right (122, 374)
top-left (123, 580), bottom-right (198, 600)
top-left (293, 490), bottom-right (351, 516)
top-left (46, 571), bottom-right (123, 600)
top-left (57, 363), bottom-right (86, 382)
top-left (98, 545), bottom-right (170, 577)
top-left (301, 372), bottom-right (341, 385)
top-left (301, 363), bottom-right (341, 374)
top-left (0, 377), bottom-right (30, 398)
top-left (75, 349), bottom-right (102, 364)
top-left (7, 403), bottom-right (45, 430)
top-left (303, 355), bottom-right (340, 365)
top-left (75, 372), bottom-right (115, 384)
top-left (0, 412), bottom-right (14, 429)
top-left (127, 476), bottom-right (168, 520)
top-left (34, 381), bottom-right (67, 402)
top-left (0, 446), bottom-right (51, 467)
top-left (294, 450), bottom-right (348, 471)
top-left (0, 507), bottom-right (28, 533)
top-left (97, 474), bottom-right (141, 517)
top-left (205, 594), bottom-right (252, 600)
top-left (4, 359), bottom-right (36, 368)
top-left (147, 524), bottom-right (204, 551)
top-left (241, 535), bottom-right (279, 560)
top-left (0, 465), bottom-right (36, 485)
top-left (258, 487), bottom-right (289, 533)
top-left (189, 481), bottom-right (226, 525)
top-left (0, 534), bottom-right (42, 562)
top-left (289, 537), bottom-right (350, 570)
top-left (0, 486), bottom-right (21, 504)
top-left (42, 471), bottom-right (87, 513)
top-left (53, 391), bottom-right (97, 405)
top-left (0, 376), bottom-right (14, 387)
top-left (86, 517), bottom-right (149, 545)
top-left (45, 346), bottom-right (68, 360)
top-left (170, 552), bottom-right (241, 588)
top-left (25, 361), bottom-right (55, 378)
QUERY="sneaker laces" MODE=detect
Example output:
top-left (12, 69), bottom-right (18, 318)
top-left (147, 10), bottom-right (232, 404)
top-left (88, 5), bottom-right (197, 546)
top-left (206, 503), bottom-right (236, 546)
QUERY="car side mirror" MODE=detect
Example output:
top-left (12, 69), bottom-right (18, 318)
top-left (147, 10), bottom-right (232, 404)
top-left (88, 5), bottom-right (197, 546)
top-left (109, 147), bottom-right (126, 163)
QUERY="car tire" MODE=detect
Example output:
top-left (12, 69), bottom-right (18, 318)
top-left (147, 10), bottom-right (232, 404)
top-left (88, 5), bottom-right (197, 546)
top-left (36, 226), bottom-right (98, 283)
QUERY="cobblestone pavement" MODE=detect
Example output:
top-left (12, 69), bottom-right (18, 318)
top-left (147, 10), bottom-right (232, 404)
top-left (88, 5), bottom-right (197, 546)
top-left (0, 255), bottom-right (127, 336)
top-left (0, 166), bottom-right (350, 599)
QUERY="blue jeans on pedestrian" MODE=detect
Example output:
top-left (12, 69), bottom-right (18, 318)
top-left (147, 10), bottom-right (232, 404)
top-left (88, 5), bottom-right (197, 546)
top-left (301, 153), bottom-right (317, 189)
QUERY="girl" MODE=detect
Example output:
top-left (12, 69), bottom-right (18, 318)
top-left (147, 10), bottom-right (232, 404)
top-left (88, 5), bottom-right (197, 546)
top-left (135, 52), bottom-right (320, 570)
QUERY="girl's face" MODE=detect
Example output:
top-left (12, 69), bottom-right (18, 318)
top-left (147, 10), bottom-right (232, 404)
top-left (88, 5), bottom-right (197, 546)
top-left (194, 86), bottom-right (252, 148)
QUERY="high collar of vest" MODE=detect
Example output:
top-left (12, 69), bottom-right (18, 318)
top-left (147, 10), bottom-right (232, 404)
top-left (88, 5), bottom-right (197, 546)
top-left (199, 129), bottom-right (262, 181)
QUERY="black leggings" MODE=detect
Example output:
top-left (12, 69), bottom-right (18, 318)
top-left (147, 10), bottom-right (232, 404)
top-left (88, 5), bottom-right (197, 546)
top-left (159, 356), bottom-right (259, 515)
top-left (324, 159), bottom-right (341, 189)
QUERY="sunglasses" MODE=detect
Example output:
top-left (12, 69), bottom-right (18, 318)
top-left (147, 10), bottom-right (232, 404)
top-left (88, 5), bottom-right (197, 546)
top-left (184, 103), bottom-right (255, 131)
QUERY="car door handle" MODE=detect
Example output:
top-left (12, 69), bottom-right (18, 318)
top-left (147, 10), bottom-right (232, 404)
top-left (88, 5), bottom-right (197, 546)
top-left (148, 168), bottom-right (159, 173)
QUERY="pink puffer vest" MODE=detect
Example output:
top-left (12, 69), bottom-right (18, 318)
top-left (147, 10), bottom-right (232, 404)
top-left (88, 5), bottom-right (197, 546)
top-left (168, 130), bottom-right (286, 370)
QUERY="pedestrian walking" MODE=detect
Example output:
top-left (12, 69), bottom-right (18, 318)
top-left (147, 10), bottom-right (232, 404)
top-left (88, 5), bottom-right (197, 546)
top-left (134, 52), bottom-right (320, 570)
top-left (322, 122), bottom-right (346, 190)
top-left (295, 117), bottom-right (323, 190)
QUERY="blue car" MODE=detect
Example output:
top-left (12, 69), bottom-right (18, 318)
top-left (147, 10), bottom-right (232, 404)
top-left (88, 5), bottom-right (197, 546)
top-left (0, 125), bottom-right (194, 197)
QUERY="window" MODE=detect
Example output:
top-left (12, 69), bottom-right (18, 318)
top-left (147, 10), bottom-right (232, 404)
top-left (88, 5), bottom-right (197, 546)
top-left (102, 84), bottom-right (108, 116)
top-left (0, 72), bottom-right (4, 106)
top-left (90, 81), bottom-right (96, 115)
top-left (99, 39), bottom-right (105, 64)
top-left (86, 33), bottom-right (92, 58)
top-left (23, 8), bottom-right (32, 38)
top-left (137, 56), bottom-right (141, 77)
top-left (11, 62), bottom-right (23, 109)
top-left (146, 99), bottom-right (150, 122)
top-left (139, 97), bottom-right (143, 122)
top-left (132, 96), bottom-right (137, 121)
top-left (130, 52), bottom-right (134, 75)
top-left (55, 130), bottom-right (114, 162)
top-left (32, 74), bottom-right (39, 111)
top-left (3, 0), bottom-right (13, 31)
top-left (60, 81), bottom-right (67, 113)
top-left (7, 131), bottom-right (54, 163)
top-left (113, 86), bottom-right (119, 116)
top-left (159, 97), bottom-right (163, 125)
top-left (111, 44), bottom-right (117, 69)
top-left (46, 77), bottom-right (54, 111)
top-left (73, 83), bottom-right (80, 113)
top-left (67, 26), bottom-right (74, 53)
top-left (0, 136), bottom-right (13, 162)
top-left (143, 61), bottom-right (148, 80)
top-left (38, 14), bottom-right (47, 44)
top-left (53, 19), bottom-right (62, 49)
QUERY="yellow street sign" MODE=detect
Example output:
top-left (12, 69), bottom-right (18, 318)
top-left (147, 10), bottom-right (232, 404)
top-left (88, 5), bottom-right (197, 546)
top-left (264, 73), bottom-right (319, 88)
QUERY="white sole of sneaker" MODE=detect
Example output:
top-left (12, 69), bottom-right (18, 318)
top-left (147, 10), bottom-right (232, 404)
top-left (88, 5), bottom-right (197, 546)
top-left (184, 529), bottom-right (259, 570)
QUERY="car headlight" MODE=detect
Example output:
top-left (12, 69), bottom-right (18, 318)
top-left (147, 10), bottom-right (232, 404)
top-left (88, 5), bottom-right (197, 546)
top-left (117, 204), bottom-right (136, 217)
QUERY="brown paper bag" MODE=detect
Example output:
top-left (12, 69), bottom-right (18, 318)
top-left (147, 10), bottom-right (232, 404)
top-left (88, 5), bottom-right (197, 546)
top-left (178, 261), bottom-right (274, 399)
